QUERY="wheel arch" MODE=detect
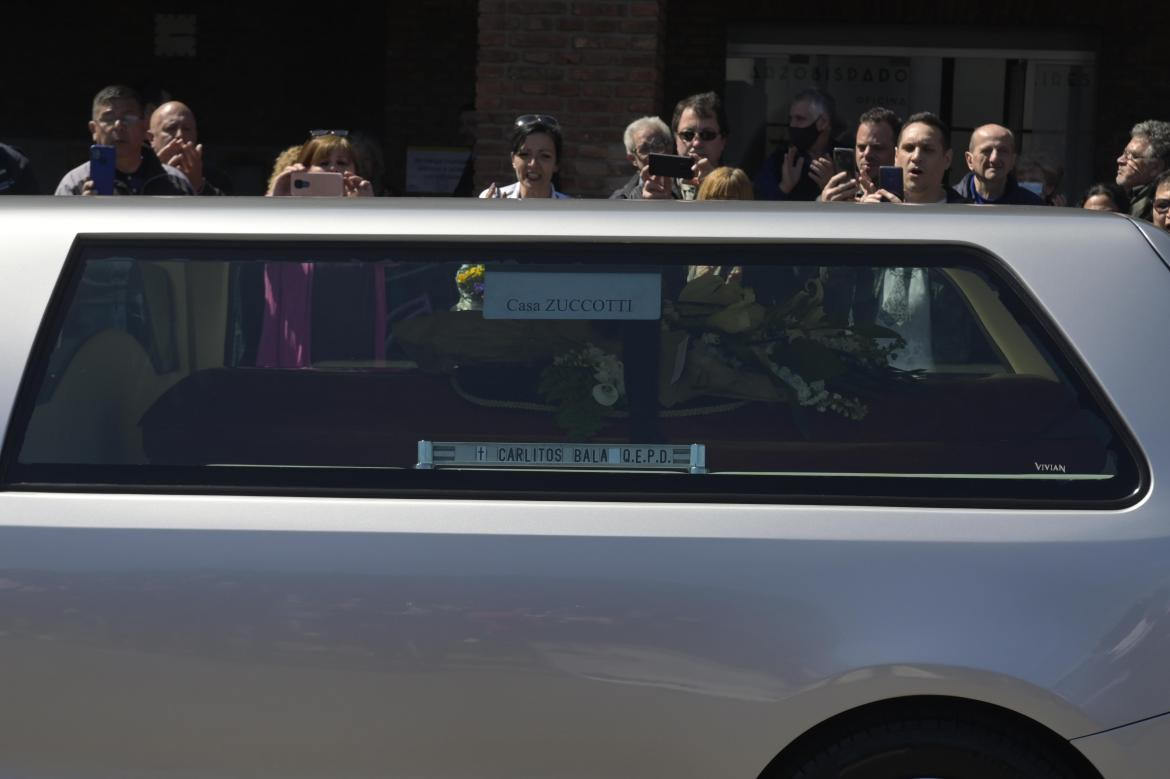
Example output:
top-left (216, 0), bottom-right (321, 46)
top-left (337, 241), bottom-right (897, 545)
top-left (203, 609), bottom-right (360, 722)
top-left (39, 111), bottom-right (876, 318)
top-left (757, 695), bottom-right (1105, 779)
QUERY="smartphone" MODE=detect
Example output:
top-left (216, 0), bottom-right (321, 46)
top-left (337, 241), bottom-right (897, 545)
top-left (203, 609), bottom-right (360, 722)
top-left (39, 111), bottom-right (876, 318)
top-left (648, 153), bottom-right (696, 179)
top-left (89, 145), bottom-right (116, 195)
top-left (290, 170), bottom-right (345, 197)
top-left (879, 166), bottom-right (904, 200)
top-left (832, 147), bottom-right (857, 179)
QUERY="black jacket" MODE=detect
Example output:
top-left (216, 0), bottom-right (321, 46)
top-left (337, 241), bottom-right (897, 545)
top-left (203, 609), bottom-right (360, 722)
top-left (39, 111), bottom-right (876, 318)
top-left (753, 142), bottom-right (824, 202)
top-left (1129, 182), bottom-right (1156, 221)
top-left (953, 172), bottom-right (1045, 205)
top-left (56, 143), bottom-right (194, 196)
top-left (609, 171), bottom-right (644, 199)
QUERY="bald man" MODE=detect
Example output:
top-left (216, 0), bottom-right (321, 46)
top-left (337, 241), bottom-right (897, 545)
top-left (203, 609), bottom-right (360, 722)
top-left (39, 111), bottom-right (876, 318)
top-left (953, 123), bottom-right (1044, 205)
top-left (148, 101), bottom-right (224, 195)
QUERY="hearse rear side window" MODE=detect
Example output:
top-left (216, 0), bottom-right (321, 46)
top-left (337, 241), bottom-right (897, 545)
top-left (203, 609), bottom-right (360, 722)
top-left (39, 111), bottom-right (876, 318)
top-left (0, 240), bottom-right (1143, 507)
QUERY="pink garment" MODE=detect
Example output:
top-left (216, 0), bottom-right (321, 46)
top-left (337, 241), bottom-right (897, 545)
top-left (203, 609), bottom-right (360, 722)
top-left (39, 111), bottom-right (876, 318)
top-left (257, 263), bottom-right (388, 368)
top-left (257, 263), bottom-right (314, 368)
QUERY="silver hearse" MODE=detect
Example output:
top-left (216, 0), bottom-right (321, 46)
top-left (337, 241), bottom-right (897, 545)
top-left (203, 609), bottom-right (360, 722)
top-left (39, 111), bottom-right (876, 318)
top-left (1, 196), bottom-right (1169, 778)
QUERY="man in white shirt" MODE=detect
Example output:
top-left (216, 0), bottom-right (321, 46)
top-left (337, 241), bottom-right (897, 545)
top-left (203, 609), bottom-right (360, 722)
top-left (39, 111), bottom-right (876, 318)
top-left (859, 112), bottom-right (965, 371)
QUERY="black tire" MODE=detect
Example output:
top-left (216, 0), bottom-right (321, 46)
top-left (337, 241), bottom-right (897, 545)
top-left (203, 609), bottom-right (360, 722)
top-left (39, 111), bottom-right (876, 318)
top-left (789, 715), bottom-right (1079, 779)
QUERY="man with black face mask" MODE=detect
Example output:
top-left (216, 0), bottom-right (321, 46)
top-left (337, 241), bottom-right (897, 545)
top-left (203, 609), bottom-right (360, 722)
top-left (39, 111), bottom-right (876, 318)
top-left (754, 88), bottom-right (838, 201)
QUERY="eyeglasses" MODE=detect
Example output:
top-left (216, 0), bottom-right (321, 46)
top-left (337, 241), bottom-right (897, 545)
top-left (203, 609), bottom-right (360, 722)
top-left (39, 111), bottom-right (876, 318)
top-left (310, 129), bottom-right (349, 137)
top-left (95, 113), bottom-right (142, 128)
top-left (514, 114), bottom-right (560, 129)
top-left (677, 129), bottom-right (720, 143)
top-left (634, 138), bottom-right (669, 156)
top-left (1154, 198), bottom-right (1170, 213)
top-left (1121, 150), bottom-right (1155, 163)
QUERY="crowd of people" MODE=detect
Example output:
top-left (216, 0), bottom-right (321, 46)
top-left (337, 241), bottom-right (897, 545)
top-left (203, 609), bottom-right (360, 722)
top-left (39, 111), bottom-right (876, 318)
top-left (3, 83), bottom-right (1170, 233)
top-left (606, 87), bottom-right (1170, 233)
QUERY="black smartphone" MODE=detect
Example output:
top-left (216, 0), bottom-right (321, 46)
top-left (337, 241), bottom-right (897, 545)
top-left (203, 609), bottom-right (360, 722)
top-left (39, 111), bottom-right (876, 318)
top-left (89, 145), bottom-right (116, 195)
top-left (832, 147), bottom-right (857, 179)
top-left (648, 153), bottom-right (696, 179)
top-left (879, 165), bottom-right (904, 200)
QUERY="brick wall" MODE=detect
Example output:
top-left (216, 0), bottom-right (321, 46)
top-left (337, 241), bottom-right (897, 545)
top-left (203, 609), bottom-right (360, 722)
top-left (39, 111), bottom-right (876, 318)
top-left (475, 0), bottom-right (668, 198)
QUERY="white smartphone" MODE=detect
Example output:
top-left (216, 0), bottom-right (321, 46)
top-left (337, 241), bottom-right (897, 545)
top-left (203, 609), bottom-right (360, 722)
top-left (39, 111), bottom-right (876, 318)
top-left (290, 170), bottom-right (345, 197)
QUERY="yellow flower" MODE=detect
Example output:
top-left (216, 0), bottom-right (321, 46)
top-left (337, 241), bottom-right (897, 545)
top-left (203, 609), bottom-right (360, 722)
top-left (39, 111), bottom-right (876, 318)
top-left (455, 264), bottom-right (485, 285)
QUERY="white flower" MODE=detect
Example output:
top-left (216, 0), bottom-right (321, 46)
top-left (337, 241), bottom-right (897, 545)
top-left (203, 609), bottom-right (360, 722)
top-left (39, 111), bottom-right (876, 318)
top-left (585, 348), bottom-right (625, 397)
top-left (592, 383), bottom-right (620, 407)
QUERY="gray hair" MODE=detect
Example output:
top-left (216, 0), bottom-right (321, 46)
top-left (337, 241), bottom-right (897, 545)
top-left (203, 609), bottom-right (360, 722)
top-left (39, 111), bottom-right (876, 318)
top-left (791, 87), bottom-right (837, 126)
top-left (623, 116), bottom-right (671, 154)
top-left (1131, 120), bottom-right (1170, 164)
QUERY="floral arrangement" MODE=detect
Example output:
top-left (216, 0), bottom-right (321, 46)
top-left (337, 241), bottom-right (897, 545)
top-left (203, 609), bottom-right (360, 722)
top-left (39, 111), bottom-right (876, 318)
top-left (538, 344), bottom-right (626, 439)
top-left (534, 272), bottom-right (911, 439)
top-left (665, 272), bottom-right (911, 422)
top-left (453, 264), bottom-right (486, 311)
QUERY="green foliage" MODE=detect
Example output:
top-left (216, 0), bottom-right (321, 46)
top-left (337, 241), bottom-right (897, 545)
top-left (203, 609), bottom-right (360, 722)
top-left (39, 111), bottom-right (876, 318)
top-left (538, 364), bottom-right (608, 440)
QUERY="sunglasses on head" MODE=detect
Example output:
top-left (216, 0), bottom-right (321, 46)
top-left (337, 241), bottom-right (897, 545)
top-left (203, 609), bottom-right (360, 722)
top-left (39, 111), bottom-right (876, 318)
top-left (309, 129), bottom-right (349, 137)
top-left (677, 129), bottom-right (720, 142)
top-left (514, 114), bottom-right (560, 129)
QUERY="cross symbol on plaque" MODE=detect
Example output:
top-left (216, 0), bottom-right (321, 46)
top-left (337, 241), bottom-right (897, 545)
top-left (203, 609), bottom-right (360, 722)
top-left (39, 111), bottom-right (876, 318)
top-left (476, 446), bottom-right (486, 461)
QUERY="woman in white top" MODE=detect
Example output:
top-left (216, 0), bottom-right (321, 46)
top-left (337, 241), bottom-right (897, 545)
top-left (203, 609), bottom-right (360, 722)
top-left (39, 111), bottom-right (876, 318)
top-left (480, 115), bottom-right (570, 199)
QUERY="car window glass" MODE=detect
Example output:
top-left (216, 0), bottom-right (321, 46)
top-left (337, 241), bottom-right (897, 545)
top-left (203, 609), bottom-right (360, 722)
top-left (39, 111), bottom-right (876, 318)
top-left (3, 241), bottom-right (1141, 506)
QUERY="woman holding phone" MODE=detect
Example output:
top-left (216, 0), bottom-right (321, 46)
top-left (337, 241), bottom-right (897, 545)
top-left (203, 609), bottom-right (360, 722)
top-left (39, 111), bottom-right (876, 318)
top-left (267, 130), bottom-right (373, 197)
top-left (479, 115), bottom-right (570, 199)
top-left (259, 131), bottom-right (380, 369)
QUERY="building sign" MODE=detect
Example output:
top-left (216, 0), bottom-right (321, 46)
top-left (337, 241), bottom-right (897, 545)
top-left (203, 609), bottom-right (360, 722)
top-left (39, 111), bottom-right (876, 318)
top-left (725, 53), bottom-right (918, 166)
top-left (757, 56), bottom-right (913, 120)
top-left (405, 147), bottom-right (470, 194)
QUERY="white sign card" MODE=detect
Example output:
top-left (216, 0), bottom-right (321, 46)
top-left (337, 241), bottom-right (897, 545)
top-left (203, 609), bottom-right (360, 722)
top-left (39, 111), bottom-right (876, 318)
top-left (483, 270), bottom-right (661, 320)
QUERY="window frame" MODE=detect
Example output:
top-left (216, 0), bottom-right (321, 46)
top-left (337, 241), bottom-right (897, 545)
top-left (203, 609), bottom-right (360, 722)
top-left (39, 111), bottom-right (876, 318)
top-left (0, 235), bottom-right (1149, 510)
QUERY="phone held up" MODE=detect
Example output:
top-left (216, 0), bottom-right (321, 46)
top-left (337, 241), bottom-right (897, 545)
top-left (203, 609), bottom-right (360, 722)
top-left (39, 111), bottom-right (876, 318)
top-left (647, 153), bottom-right (696, 180)
top-left (89, 145), bottom-right (116, 195)
top-left (832, 147), bottom-right (857, 179)
top-left (290, 170), bottom-right (345, 197)
top-left (879, 166), bottom-right (904, 201)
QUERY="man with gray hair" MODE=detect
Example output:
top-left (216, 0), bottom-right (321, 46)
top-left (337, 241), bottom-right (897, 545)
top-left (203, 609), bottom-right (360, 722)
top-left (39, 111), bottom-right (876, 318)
top-left (1116, 119), bottom-right (1170, 221)
top-left (610, 116), bottom-right (672, 199)
top-left (754, 87), bottom-right (839, 201)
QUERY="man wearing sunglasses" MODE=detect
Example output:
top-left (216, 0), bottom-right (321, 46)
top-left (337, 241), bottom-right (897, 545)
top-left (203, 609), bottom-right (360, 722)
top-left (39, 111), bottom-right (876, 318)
top-left (643, 92), bottom-right (729, 200)
top-left (611, 116), bottom-right (672, 199)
